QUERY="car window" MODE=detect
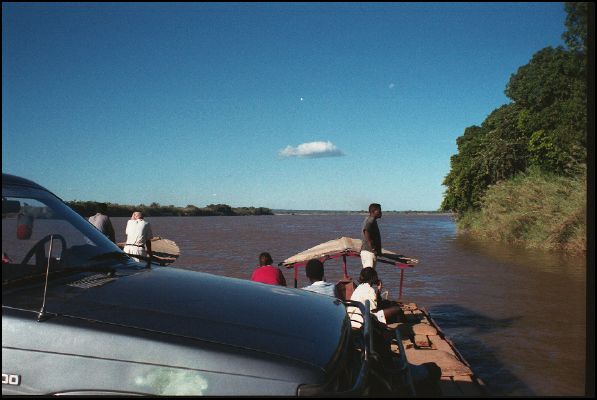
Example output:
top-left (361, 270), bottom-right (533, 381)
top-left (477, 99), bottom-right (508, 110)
top-left (2, 188), bottom-right (128, 284)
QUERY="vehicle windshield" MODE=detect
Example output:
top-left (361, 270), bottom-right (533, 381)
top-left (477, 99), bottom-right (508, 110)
top-left (2, 183), bottom-right (136, 283)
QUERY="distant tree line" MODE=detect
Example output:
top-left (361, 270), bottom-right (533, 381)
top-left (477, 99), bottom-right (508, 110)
top-left (441, 2), bottom-right (588, 214)
top-left (67, 201), bottom-right (273, 218)
top-left (273, 210), bottom-right (449, 215)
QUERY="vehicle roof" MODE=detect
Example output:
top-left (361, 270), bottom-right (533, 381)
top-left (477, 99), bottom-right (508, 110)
top-left (2, 173), bottom-right (47, 191)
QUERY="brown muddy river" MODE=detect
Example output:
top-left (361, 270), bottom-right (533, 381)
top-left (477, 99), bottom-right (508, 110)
top-left (112, 214), bottom-right (587, 396)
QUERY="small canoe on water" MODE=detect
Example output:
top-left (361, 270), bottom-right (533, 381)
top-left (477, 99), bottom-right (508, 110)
top-left (281, 237), bottom-right (487, 396)
top-left (117, 237), bottom-right (180, 266)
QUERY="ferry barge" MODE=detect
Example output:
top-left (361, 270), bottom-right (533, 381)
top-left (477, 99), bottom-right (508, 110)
top-left (280, 236), bottom-right (487, 396)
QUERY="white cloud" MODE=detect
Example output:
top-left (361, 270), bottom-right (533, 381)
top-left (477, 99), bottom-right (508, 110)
top-left (279, 141), bottom-right (344, 158)
top-left (388, 83), bottom-right (396, 89)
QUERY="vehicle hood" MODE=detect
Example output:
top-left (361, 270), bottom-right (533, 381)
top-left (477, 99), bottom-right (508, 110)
top-left (41, 267), bottom-right (349, 369)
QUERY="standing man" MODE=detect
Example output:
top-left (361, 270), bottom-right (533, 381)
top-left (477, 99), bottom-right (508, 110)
top-left (88, 203), bottom-right (116, 243)
top-left (360, 203), bottom-right (382, 269)
top-left (123, 211), bottom-right (153, 263)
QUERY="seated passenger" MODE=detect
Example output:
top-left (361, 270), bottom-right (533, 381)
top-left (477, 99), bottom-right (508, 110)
top-left (346, 267), bottom-right (402, 329)
top-left (251, 252), bottom-right (287, 286)
top-left (301, 259), bottom-right (338, 297)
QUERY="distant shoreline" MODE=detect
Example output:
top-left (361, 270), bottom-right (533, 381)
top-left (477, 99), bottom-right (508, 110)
top-left (272, 210), bottom-right (453, 216)
top-left (67, 200), bottom-right (451, 218)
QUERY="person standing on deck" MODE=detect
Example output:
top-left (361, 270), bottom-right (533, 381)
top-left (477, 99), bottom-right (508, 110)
top-left (88, 203), bottom-right (115, 243)
top-left (360, 203), bottom-right (382, 269)
top-left (251, 252), bottom-right (287, 286)
top-left (123, 211), bottom-right (153, 262)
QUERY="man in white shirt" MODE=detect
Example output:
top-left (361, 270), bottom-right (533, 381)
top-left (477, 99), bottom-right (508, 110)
top-left (347, 267), bottom-right (402, 329)
top-left (123, 211), bottom-right (153, 262)
top-left (301, 259), bottom-right (338, 298)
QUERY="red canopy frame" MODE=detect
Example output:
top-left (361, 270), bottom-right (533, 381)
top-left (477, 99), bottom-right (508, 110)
top-left (283, 250), bottom-right (415, 299)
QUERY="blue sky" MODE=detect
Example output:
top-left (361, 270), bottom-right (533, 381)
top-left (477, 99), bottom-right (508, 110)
top-left (2, 2), bottom-right (567, 211)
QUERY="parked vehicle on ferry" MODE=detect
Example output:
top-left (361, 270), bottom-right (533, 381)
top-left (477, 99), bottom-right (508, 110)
top-left (2, 173), bottom-right (381, 396)
top-left (3, 173), bottom-right (485, 396)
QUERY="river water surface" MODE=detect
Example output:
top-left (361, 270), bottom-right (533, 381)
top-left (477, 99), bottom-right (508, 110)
top-left (112, 214), bottom-right (587, 396)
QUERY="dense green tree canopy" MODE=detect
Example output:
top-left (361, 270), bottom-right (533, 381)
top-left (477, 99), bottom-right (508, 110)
top-left (506, 46), bottom-right (587, 175)
top-left (441, 2), bottom-right (588, 213)
top-left (441, 126), bottom-right (488, 213)
top-left (441, 104), bottom-right (530, 212)
top-left (563, 2), bottom-right (589, 54)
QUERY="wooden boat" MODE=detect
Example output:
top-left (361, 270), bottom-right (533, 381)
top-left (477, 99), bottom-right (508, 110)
top-left (280, 237), bottom-right (487, 396)
top-left (117, 237), bottom-right (180, 265)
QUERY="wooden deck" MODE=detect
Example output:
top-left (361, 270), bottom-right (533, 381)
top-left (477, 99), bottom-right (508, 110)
top-left (388, 302), bottom-right (487, 397)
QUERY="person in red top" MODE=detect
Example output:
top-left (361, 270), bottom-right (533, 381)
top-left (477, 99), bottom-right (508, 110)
top-left (251, 252), bottom-right (287, 286)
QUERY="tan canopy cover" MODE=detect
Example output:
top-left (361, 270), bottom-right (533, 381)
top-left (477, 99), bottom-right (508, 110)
top-left (281, 236), bottom-right (417, 267)
top-left (281, 237), bottom-right (361, 266)
top-left (150, 237), bottom-right (180, 257)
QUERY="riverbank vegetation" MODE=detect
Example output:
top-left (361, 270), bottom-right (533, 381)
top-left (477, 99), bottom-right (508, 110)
top-left (68, 201), bottom-right (273, 218)
top-left (441, 3), bottom-right (588, 253)
top-left (457, 167), bottom-right (586, 252)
